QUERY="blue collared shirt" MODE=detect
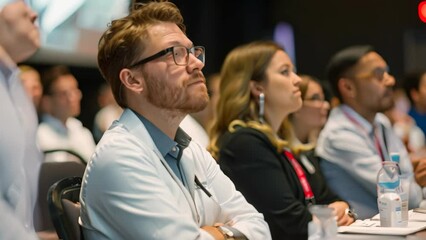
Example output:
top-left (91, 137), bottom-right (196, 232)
top-left (0, 56), bottom-right (41, 239)
top-left (132, 110), bottom-right (191, 185)
top-left (316, 104), bottom-right (422, 219)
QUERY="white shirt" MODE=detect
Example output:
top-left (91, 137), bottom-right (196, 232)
top-left (80, 109), bottom-right (271, 240)
top-left (37, 115), bottom-right (96, 162)
top-left (180, 115), bottom-right (210, 148)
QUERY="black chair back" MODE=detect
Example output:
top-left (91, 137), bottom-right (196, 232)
top-left (34, 161), bottom-right (86, 232)
top-left (48, 177), bottom-right (84, 240)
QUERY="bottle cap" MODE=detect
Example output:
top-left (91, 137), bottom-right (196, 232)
top-left (390, 152), bottom-right (400, 163)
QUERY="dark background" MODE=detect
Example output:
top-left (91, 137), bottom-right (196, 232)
top-left (26, 0), bottom-right (426, 130)
top-left (174, 0), bottom-right (425, 78)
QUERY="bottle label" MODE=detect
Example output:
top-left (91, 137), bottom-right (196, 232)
top-left (378, 193), bottom-right (402, 227)
top-left (400, 193), bottom-right (409, 226)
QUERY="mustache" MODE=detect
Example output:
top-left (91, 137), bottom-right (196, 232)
top-left (193, 70), bottom-right (205, 80)
top-left (187, 71), bottom-right (206, 84)
top-left (384, 87), bottom-right (393, 95)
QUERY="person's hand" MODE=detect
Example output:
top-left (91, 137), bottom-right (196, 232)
top-left (328, 201), bottom-right (355, 226)
top-left (412, 157), bottom-right (421, 170)
top-left (201, 225), bottom-right (225, 240)
top-left (413, 158), bottom-right (426, 187)
top-left (37, 230), bottom-right (58, 240)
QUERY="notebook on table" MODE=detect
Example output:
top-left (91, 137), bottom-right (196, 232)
top-left (338, 220), bottom-right (426, 235)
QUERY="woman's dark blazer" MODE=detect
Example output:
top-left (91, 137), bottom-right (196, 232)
top-left (218, 127), bottom-right (343, 240)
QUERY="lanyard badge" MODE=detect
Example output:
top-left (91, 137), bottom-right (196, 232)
top-left (283, 149), bottom-right (316, 206)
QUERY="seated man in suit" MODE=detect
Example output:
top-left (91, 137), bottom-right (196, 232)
top-left (316, 45), bottom-right (423, 219)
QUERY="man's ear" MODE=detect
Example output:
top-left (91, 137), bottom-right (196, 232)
top-left (119, 68), bottom-right (144, 93)
top-left (338, 78), bottom-right (356, 99)
top-left (411, 88), bottom-right (420, 104)
top-left (249, 80), bottom-right (264, 97)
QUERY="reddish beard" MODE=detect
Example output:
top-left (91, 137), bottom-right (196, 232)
top-left (144, 71), bottom-right (209, 113)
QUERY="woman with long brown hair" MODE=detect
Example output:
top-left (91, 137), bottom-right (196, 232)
top-left (209, 41), bottom-right (354, 240)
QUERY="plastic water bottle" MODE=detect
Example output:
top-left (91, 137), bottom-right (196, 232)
top-left (390, 152), bottom-right (408, 227)
top-left (308, 205), bottom-right (337, 240)
top-left (377, 161), bottom-right (403, 227)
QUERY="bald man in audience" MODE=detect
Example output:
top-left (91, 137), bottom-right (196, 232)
top-left (0, 1), bottom-right (42, 239)
top-left (19, 65), bottom-right (43, 113)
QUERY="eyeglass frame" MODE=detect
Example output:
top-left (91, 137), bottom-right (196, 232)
top-left (129, 45), bottom-right (205, 68)
top-left (48, 88), bottom-right (82, 100)
top-left (303, 94), bottom-right (327, 103)
top-left (353, 66), bottom-right (390, 82)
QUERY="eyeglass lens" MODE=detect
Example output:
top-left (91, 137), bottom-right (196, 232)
top-left (173, 46), bottom-right (205, 65)
top-left (373, 66), bottom-right (389, 80)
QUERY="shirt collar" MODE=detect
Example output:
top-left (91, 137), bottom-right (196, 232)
top-left (341, 104), bottom-right (377, 133)
top-left (41, 114), bottom-right (68, 135)
top-left (131, 110), bottom-right (191, 157)
top-left (0, 59), bottom-right (18, 88)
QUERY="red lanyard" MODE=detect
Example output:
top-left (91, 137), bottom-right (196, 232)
top-left (341, 109), bottom-right (386, 162)
top-left (283, 149), bottom-right (315, 205)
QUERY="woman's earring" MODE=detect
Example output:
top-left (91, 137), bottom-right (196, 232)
top-left (259, 93), bottom-right (265, 124)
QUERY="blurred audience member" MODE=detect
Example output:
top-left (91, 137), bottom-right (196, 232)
top-left (0, 1), bottom-right (42, 239)
top-left (316, 45), bottom-right (423, 219)
top-left (210, 41), bottom-right (353, 240)
top-left (180, 73), bottom-right (220, 147)
top-left (287, 74), bottom-right (330, 149)
top-left (404, 71), bottom-right (426, 139)
top-left (403, 71), bottom-right (426, 196)
top-left (18, 65), bottom-right (42, 112)
top-left (385, 87), bottom-right (425, 154)
top-left (413, 158), bottom-right (426, 188)
top-left (38, 65), bottom-right (95, 163)
top-left (281, 74), bottom-right (356, 234)
top-left (93, 83), bottom-right (122, 142)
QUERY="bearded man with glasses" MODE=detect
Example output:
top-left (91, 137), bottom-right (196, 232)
top-left (79, 1), bottom-right (270, 240)
top-left (316, 45), bottom-right (424, 220)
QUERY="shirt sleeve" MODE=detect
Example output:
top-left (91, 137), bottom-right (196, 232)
top-left (0, 200), bottom-right (38, 240)
top-left (198, 144), bottom-right (272, 240)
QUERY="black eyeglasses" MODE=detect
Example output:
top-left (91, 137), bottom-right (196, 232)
top-left (304, 94), bottom-right (326, 103)
top-left (129, 45), bottom-right (205, 68)
top-left (355, 66), bottom-right (390, 82)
